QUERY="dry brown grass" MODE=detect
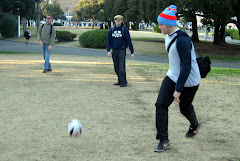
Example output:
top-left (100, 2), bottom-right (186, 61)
top-left (0, 53), bottom-right (240, 161)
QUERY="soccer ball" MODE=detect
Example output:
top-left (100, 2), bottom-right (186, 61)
top-left (68, 119), bottom-right (82, 137)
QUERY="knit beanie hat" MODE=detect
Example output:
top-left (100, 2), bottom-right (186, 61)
top-left (157, 5), bottom-right (177, 26)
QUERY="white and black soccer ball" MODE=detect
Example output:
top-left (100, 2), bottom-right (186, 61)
top-left (68, 119), bottom-right (82, 137)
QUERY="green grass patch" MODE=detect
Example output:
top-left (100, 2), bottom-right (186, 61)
top-left (209, 55), bottom-right (240, 62)
top-left (209, 67), bottom-right (240, 76)
top-left (130, 63), bottom-right (240, 77)
top-left (131, 37), bottom-right (164, 42)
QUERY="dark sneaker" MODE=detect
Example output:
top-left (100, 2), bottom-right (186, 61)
top-left (47, 69), bottom-right (52, 72)
top-left (43, 69), bottom-right (47, 73)
top-left (114, 82), bottom-right (121, 85)
top-left (120, 84), bottom-right (127, 87)
top-left (154, 140), bottom-right (170, 152)
top-left (185, 120), bottom-right (201, 138)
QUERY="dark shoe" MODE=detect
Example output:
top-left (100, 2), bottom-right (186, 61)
top-left (114, 82), bottom-right (121, 85)
top-left (185, 120), bottom-right (201, 138)
top-left (47, 69), bottom-right (52, 72)
top-left (154, 140), bottom-right (170, 152)
top-left (120, 84), bottom-right (127, 87)
top-left (43, 69), bottom-right (47, 73)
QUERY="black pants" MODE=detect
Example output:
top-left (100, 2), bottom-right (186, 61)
top-left (155, 76), bottom-right (199, 141)
top-left (112, 49), bottom-right (127, 85)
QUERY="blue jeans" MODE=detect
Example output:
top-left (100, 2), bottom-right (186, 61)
top-left (112, 49), bottom-right (127, 85)
top-left (42, 44), bottom-right (52, 70)
top-left (155, 76), bottom-right (199, 141)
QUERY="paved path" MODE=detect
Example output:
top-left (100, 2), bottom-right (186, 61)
top-left (0, 40), bottom-right (239, 69)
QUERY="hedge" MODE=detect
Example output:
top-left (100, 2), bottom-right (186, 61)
top-left (0, 13), bottom-right (18, 38)
top-left (56, 31), bottom-right (77, 41)
top-left (231, 30), bottom-right (239, 40)
top-left (53, 23), bottom-right (62, 26)
top-left (79, 29), bottom-right (108, 48)
top-left (153, 25), bottom-right (161, 33)
top-left (153, 25), bottom-right (186, 33)
top-left (225, 29), bottom-right (236, 37)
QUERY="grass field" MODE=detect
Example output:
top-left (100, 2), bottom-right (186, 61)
top-left (0, 53), bottom-right (240, 161)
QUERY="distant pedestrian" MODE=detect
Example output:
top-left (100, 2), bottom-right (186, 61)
top-left (154, 5), bottom-right (201, 153)
top-left (105, 23), bottom-right (109, 30)
top-left (100, 23), bottom-right (104, 29)
top-left (106, 15), bottom-right (134, 87)
top-left (37, 16), bottom-right (56, 73)
top-left (24, 28), bottom-right (31, 44)
top-left (205, 26), bottom-right (210, 40)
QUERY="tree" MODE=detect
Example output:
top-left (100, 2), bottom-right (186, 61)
top-left (76, 0), bottom-right (104, 20)
top-left (113, 0), bottom-right (129, 28)
top-left (178, 0), bottom-right (205, 42)
top-left (230, 0), bottom-right (240, 38)
top-left (72, 11), bottom-right (82, 28)
top-left (104, 0), bottom-right (115, 21)
top-left (42, 1), bottom-right (65, 20)
top-left (36, 0), bottom-right (52, 30)
top-left (124, 0), bottom-right (141, 30)
top-left (96, 9), bottom-right (105, 21)
top-left (76, 0), bottom-right (104, 28)
top-left (139, 0), bottom-right (158, 23)
top-left (0, 0), bottom-right (36, 35)
top-left (202, 0), bottom-right (233, 45)
top-left (18, 0), bottom-right (36, 34)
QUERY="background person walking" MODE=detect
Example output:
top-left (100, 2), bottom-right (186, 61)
top-left (107, 15), bottom-right (134, 87)
top-left (154, 5), bottom-right (201, 152)
top-left (37, 16), bottom-right (56, 73)
top-left (24, 28), bottom-right (31, 44)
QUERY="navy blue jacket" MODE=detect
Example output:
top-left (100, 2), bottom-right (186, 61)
top-left (107, 23), bottom-right (134, 54)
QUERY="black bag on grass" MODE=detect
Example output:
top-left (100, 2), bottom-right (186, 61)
top-left (167, 31), bottom-right (211, 78)
top-left (196, 52), bottom-right (211, 78)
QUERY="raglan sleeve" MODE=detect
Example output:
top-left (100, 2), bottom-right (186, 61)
top-left (125, 28), bottom-right (134, 54)
top-left (175, 36), bottom-right (192, 92)
top-left (107, 28), bottom-right (112, 52)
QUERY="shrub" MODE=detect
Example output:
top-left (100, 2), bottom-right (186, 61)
top-left (231, 30), bottom-right (239, 40)
top-left (153, 25), bottom-right (186, 33)
top-left (0, 13), bottom-right (18, 38)
top-left (178, 26), bottom-right (186, 32)
top-left (53, 23), bottom-right (62, 26)
top-left (153, 25), bottom-right (161, 33)
top-left (225, 29), bottom-right (236, 37)
top-left (56, 31), bottom-right (77, 41)
top-left (79, 29), bottom-right (108, 48)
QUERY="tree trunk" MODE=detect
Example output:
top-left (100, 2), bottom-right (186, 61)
top-left (36, 2), bottom-right (41, 31)
top-left (219, 24), bottom-right (226, 43)
top-left (22, 18), bottom-right (27, 35)
top-left (124, 21), bottom-right (129, 30)
top-left (132, 21), bottom-right (140, 31)
top-left (191, 15), bottom-right (199, 42)
top-left (92, 16), bottom-right (95, 29)
top-left (213, 20), bottom-right (226, 45)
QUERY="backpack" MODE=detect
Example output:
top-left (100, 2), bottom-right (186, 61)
top-left (41, 24), bottom-right (53, 35)
top-left (167, 31), bottom-right (211, 78)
